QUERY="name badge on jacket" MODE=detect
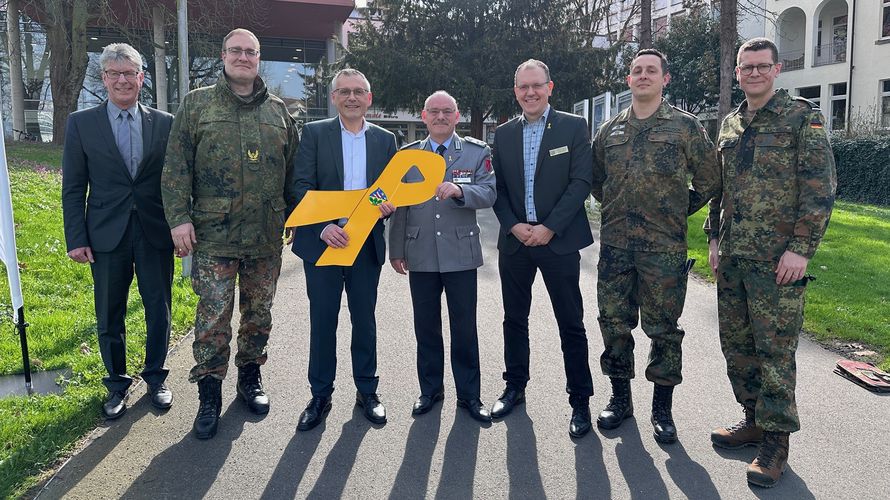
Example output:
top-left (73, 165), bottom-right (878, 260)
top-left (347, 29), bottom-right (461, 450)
top-left (549, 146), bottom-right (569, 157)
top-left (452, 169), bottom-right (473, 184)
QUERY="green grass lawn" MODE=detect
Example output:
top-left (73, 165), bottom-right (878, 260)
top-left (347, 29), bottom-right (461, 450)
top-left (0, 142), bottom-right (198, 498)
top-left (688, 202), bottom-right (890, 371)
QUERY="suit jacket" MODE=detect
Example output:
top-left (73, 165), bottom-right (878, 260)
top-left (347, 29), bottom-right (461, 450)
top-left (388, 134), bottom-right (496, 273)
top-left (291, 116), bottom-right (398, 266)
top-left (62, 102), bottom-right (174, 253)
top-left (491, 109), bottom-right (594, 255)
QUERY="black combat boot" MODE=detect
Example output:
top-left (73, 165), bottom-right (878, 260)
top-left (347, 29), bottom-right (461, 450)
top-left (597, 377), bottom-right (633, 430)
top-left (651, 384), bottom-right (677, 444)
top-left (237, 363), bottom-right (270, 414)
top-left (747, 431), bottom-right (790, 487)
top-left (194, 376), bottom-right (222, 439)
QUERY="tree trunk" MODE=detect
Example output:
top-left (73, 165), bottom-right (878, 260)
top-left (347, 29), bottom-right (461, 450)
top-left (45, 0), bottom-right (91, 145)
top-left (153, 5), bottom-right (168, 112)
top-left (718, 0), bottom-right (738, 121)
top-left (640, 0), bottom-right (653, 49)
top-left (6, 0), bottom-right (27, 139)
top-left (470, 105), bottom-right (484, 141)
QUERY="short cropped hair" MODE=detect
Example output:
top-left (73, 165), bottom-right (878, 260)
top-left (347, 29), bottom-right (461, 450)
top-left (331, 68), bottom-right (371, 92)
top-left (632, 48), bottom-right (669, 75)
top-left (737, 37), bottom-right (778, 65)
top-left (424, 90), bottom-right (458, 110)
top-left (99, 43), bottom-right (143, 72)
top-left (222, 28), bottom-right (260, 52)
top-left (514, 59), bottom-right (551, 85)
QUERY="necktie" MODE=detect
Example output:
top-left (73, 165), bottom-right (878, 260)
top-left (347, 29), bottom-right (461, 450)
top-left (436, 144), bottom-right (446, 157)
top-left (117, 110), bottom-right (135, 177)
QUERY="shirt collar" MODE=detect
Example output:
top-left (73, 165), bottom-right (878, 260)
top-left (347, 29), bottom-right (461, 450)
top-left (339, 116), bottom-right (368, 136)
top-left (520, 105), bottom-right (550, 126)
top-left (107, 100), bottom-right (139, 119)
top-left (429, 134), bottom-right (454, 152)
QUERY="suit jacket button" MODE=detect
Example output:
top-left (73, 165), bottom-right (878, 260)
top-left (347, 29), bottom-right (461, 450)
top-left (436, 231), bottom-right (441, 236)
top-left (436, 214), bottom-right (440, 219)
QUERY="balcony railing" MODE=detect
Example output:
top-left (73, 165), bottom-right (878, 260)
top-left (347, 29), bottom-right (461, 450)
top-left (779, 50), bottom-right (805, 72)
top-left (813, 42), bottom-right (847, 67)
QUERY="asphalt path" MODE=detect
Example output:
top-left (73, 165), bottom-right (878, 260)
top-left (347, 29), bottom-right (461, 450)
top-left (37, 209), bottom-right (890, 499)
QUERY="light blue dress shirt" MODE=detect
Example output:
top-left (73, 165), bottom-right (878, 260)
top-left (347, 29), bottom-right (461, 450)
top-left (106, 100), bottom-right (143, 176)
top-left (520, 105), bottom-right (549, 222)
top-left (340, 117), bottom-right (369, 191)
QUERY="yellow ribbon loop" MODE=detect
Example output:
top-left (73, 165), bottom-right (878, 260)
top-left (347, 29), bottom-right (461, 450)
top-left (286, 150), bottom-right (446, 266)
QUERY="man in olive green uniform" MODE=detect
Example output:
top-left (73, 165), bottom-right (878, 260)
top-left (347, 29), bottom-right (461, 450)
top-left (163, 28), bottom-right (299, 439)
top-left (591, 49), bottom-right (718, 444)
top-left (706, 38), bottom-right (836, 487)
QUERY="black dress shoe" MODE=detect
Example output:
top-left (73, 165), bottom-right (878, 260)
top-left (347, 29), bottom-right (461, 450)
top-left (356, 392), bottom-right (387, 424)
top-left (148, 383), bottom-right (173, 410)
top-left (490, 388), bottom-right (525, 419)
top-left (297, 396), bottom-right (332, 431)
top-left (103, 390), bottom-right (128, 420)
top-left (457, 398), bottom-right (492, 423)
top-left (569, 404), bottom-right (592, 438)
top-left (412, 391), bottom-right (445, 415)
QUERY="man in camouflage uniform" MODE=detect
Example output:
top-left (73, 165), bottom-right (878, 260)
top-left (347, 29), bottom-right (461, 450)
top-left (706, 38), bottom-right (836, 487)
top-left (162, 28), bottom-right (299, 439)
top-left (389, 91), bottom-right (496, 423)
top-left (591, 49), bottom-right (719, 444)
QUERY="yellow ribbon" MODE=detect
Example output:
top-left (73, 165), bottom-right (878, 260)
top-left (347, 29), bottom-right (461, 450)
top-left (286, 149), bottom-right (446, 266)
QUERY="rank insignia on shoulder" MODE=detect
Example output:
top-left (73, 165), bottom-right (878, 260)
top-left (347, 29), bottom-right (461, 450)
top-left (400, 140), bottom-right (422, 150)
top-left (369, 187), bottom-right (388, 206)
top-left (247, 148), bottom-right (260, 163)
top-left (463, 136), bottom-right (487, 147)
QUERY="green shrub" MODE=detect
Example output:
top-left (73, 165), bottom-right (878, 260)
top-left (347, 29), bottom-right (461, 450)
top-left (831, 136), bottom-right (890, 206)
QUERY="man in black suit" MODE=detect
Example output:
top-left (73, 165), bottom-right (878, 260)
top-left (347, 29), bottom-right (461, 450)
top-left (490, 59), bottom-right (595, 438)
top-left (62, 43), bottom-right (174, 419)
top-left (292, 68), bottom-right (398, 430)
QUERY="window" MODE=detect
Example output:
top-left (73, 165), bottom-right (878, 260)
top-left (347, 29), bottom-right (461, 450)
top-left (883, 1), bottom-right (890, 38)
top-left (615, 90), bottom-right (632, 113)
top-left (797, 86), bottom-right (821, 108)
top-left (830, 82), bottom-right (847, 131)
top-left (881, 80), bottom-right (890, 128)
top-left (592, 93), bottom-right (612, 135)
top-left (653, 16), bottom-right (668, 38)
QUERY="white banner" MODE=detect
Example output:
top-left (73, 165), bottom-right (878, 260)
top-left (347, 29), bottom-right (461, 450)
top-left (0, 113), bottom-right (25, 322)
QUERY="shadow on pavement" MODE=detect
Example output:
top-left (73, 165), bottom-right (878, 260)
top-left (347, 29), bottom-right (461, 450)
top-left (434, 410), bottom-right (482, 499)
top-left (259, 421), bottom-right (325, 499)
top-left (663, 441), bottom-right (720, 499)
top-left (504, 408), bottom-right (546, 499)
top-left (612, 421), bottom-right (670, 499)
top-left (37, 399), bottom-right (149, 499)
top-left (119, 402), bottom-right (257, 499)
top-left (305, 409), bottom-right (372, 499)
top-left (388, 404), bottom-right (443, 499)
top-left (574, 429), bottom-right (611, 499)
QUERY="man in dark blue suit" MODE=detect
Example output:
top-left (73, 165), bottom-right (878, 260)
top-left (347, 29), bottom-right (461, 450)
top-left (292, 68), bottom-right (398, 430)
top-left (490, 59), bottom-right (595, 438)
top-left (62, 43), bottom-right (174, 419)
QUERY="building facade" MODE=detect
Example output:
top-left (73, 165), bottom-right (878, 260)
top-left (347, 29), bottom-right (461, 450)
top-left (767, 0), bottom-right (890, 131)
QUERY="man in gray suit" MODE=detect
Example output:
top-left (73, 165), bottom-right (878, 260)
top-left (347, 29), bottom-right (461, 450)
top-left (389, 91), bottom-right (496, 423)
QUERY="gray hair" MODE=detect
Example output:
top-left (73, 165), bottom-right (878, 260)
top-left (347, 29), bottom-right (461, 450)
top-left (331, 68), bottom-right (371, 92)
top-left (424, 90), bottom-right (457, 110)
top-left (99, 43), bottom-right (143, 72)
top-left (514, 59), bottom-right (550, 85)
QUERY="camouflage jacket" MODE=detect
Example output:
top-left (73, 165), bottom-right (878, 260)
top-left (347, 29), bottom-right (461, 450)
top-left (704, 89), bottom-right (837, 261)
top-left (162, 74), bottom-right (299, 257)
top-left (592, 100), bottom-right (719, 252)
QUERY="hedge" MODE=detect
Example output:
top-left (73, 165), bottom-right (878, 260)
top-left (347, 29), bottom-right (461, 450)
top-left (831, 136), bottom-right (890, 206)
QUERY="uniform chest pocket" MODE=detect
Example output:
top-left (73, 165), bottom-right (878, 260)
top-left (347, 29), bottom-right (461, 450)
top-left (646, 132), bottom-right (683, 175)
top-left (753, 129), bottom-right (795, 178)
top-left (603, 135), bottom-right (630, 175)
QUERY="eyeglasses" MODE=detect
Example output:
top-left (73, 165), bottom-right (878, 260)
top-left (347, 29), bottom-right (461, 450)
top-left (737, 63), bottom-right (775, 76)
top-left (333, 88), bottom-right (370, 98)
top-left (425, 108), bottom-right (456, 116)
top-left (225, 47), bottom-right (260, 58)
top-left (515, 82), bottom-right (550, 92)
top-left (104, 70), bottom-right (140, 81)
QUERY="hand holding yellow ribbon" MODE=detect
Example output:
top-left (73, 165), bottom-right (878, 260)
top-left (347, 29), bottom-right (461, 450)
top-left (286, 150), bottom-right (446, 266)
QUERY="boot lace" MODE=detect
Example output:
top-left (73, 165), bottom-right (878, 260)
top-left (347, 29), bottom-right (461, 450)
top-left (755, 434), bottom-right (780, 468)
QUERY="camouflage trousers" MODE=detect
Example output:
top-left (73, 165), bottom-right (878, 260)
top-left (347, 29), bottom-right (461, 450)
top-left (717, 256), bottom-right (804, 433)
top-left (597, 245), bottom-right (688, 386)
top-left (189, 251), bottom-right (282, 382)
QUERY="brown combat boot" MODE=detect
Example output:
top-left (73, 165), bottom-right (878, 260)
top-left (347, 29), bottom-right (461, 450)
top-left (746, 431), bottom-right (790, 488)
top-left (710, 405), bottom-right (762, 449)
